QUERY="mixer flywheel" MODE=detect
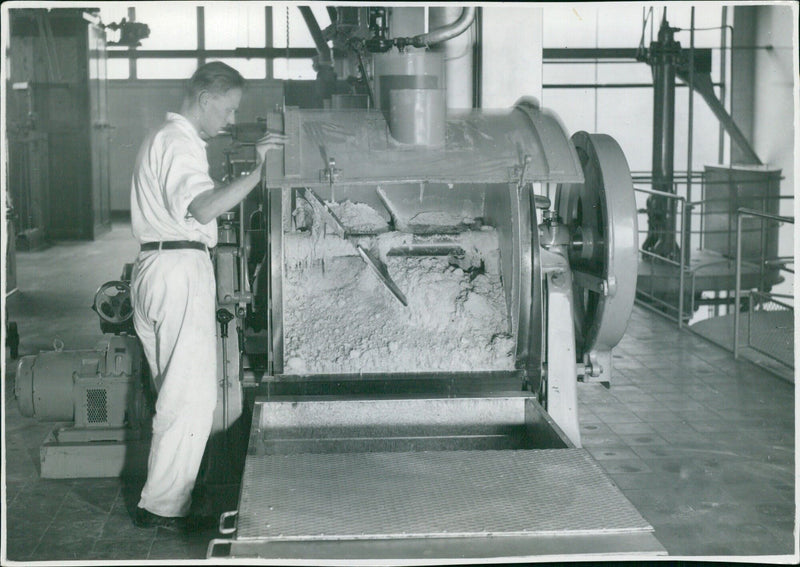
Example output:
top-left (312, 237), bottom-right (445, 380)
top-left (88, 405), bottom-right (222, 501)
top-left (556, 132), bottom-right (639, 364)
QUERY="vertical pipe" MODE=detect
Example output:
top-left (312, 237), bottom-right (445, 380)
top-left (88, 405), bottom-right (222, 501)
top-left (718, 6), bottom-right (728, 164)
top-left (263, 182), bottom-right (273, 374)
top-left (685, 8), bottom-right (694, 269)
top-left (747, 283), bottom-right (753, 349)
top-left (661, 22), bottom-right (677, 254)
top-left (197, 6), bottom-right (205, 67)
top-left (239, 198), bottom-right (247, 295)
top-left (221, 333), bottom-right (229, 430)
top-left (759, 194), bottom-right (766, 291)
top-left (472, 7), bottom-right (482, 109)
top-left (429, 6), bottom-right (474, 109)
top-left (678, 198), bottom-right (685, 327)
top-left (733, 211), bottom-right (743, 359)
top-left (647, 14), bottom-right (678, 260)
top-left (265, 6), bottom-right (274, 79)
top-left (127, 7), bottom-right (137, 78)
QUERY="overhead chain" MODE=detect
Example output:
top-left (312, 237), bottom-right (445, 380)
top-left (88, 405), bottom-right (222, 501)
top-left (285, 5), bottom-right (290, 75)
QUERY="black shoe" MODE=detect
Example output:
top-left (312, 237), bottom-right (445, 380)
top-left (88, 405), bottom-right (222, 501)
top-left (134, 506), bottom-right (187, 532)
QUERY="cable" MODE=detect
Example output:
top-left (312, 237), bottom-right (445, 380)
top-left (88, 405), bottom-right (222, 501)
top-left (639, 6), bottom-right (653, 52)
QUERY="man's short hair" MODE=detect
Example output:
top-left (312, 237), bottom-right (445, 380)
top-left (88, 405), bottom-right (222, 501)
top-left (185, 61), bottom-right (245, 99)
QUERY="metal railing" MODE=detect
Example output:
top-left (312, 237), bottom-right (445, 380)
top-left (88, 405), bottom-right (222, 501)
top-left (634, 171), bottom-right (791, 327)
top-left (634, 185), bottom-right (690, 326)
top-left (733, 208), bottom-right (794, 366)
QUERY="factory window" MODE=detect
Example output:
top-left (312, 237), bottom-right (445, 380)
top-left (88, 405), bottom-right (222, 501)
top-left (214, 58), bottom-right (267, 80)
top-left (272, 58), bottom-right (316, 81)
top-left (541, 4), bottom-right (727, 172)
top-left (204, 4), bottom-right (266, 51)
top-left (133, 4), bottom-right (197, 50)
top-left (136, 58), bottom-right (197, 80)
top-left (99, 4), bottom-right (132, 79)
top-left (106, 59), bottom-right (129, 80)
top-left (271, 4), bottom-right (330, 80)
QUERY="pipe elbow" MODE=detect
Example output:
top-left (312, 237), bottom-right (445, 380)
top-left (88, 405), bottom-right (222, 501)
top-left (412, 7), bottom-right (476, 48)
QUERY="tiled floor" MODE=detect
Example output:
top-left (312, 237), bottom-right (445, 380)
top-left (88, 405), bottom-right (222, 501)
top-left (3, 224), bottom-right (796, 562)
top-left (580, 308), bottom-right (795, 557)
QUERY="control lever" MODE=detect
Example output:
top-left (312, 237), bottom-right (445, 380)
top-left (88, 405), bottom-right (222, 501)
top-left (216, 309), bottom-right (234, 431)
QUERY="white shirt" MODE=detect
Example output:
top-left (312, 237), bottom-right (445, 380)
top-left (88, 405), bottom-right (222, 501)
top-left (131, 112), bottom-right (218, 247)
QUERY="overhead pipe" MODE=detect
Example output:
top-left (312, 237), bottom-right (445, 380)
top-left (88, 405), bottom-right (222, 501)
top-left (406, 7), bottom-right (476, 48)
top-left (430, 6), bottom-right (474, 109)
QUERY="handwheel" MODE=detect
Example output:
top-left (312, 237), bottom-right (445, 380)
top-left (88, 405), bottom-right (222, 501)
top-left (555, 132), bottom-right (638, 359)
top-left (92, 281), bottom-right (134, 325)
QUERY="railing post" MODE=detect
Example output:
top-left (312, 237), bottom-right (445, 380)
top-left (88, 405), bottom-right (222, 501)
top-left (733, 210), bottom-right (743, 359)
top-left (678, 198), bottom-right (686, 328)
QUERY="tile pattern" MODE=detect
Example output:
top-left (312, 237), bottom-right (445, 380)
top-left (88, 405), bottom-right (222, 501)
top-left (3, 225), bottom-right (796, 561)
top-left (580, 308), bottom-right (796, 557)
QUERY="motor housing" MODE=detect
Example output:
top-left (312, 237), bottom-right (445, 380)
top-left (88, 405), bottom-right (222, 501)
top-left (15, 334), bottom-right (148, 430)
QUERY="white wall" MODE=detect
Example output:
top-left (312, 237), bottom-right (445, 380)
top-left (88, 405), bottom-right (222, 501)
top-left (752, 4), bottom-right (796, 210)
top-left (481, 6), bottom-right (542, 108)
top-left (751, 4), bottom-right (796, 295)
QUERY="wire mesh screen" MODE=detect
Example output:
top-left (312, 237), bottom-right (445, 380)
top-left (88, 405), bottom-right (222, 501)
top-left (86, 388), bottom-right (109, 424)
top-left (748, 291), bottom-right (794, 368)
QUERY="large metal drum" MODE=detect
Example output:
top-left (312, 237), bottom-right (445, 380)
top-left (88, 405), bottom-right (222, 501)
top-left (255, 98), bottom-right (584, 389)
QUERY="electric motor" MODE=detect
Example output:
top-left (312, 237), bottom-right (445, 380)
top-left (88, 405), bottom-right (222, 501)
top-left (15, 334), bottom-right (147, 428)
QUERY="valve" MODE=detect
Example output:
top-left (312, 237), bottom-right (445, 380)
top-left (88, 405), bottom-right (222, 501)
top-left (216, 309), bottom-right (234, 338)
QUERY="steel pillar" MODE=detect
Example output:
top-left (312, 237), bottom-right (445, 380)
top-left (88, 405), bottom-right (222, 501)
top-left (642, 15), bottom-right (682, 261)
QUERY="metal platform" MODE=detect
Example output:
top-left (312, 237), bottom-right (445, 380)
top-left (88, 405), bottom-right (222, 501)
top-left (237, 449), bottom-right (652, 540)
top-left (637, 248), bottom-right (782, 298)
top-left (690, 310), bottom-right (794, 382)
top-left (210, 395), bottom-right (666, 561)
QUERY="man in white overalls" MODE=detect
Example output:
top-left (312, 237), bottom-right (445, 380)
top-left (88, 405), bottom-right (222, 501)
top-left (130, 61), bottom-right (284, 531)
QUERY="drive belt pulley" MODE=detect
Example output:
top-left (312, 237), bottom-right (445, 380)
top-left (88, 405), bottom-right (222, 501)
top-left (556, 132), bottom-right (639, 372)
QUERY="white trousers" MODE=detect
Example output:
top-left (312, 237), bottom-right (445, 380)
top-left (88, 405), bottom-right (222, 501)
top-left (132, 249), bottom-right (217, 518)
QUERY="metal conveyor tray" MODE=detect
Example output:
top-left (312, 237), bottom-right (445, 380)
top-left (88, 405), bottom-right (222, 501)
top-left (210, 394), bottom-right (666, 561)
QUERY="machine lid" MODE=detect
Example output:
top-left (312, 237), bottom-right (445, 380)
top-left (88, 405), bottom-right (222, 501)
top-left (556, 132), bottom-right (639, 358)
top-left (264, 102), bottom-right (584, 187)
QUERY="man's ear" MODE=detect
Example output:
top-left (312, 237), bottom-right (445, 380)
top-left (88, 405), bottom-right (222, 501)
top-left (198, 90), bottom-right (210, 109)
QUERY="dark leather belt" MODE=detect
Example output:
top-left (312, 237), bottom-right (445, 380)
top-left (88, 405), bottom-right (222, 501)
top-left (140, 240), bottom-right (209, 252)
